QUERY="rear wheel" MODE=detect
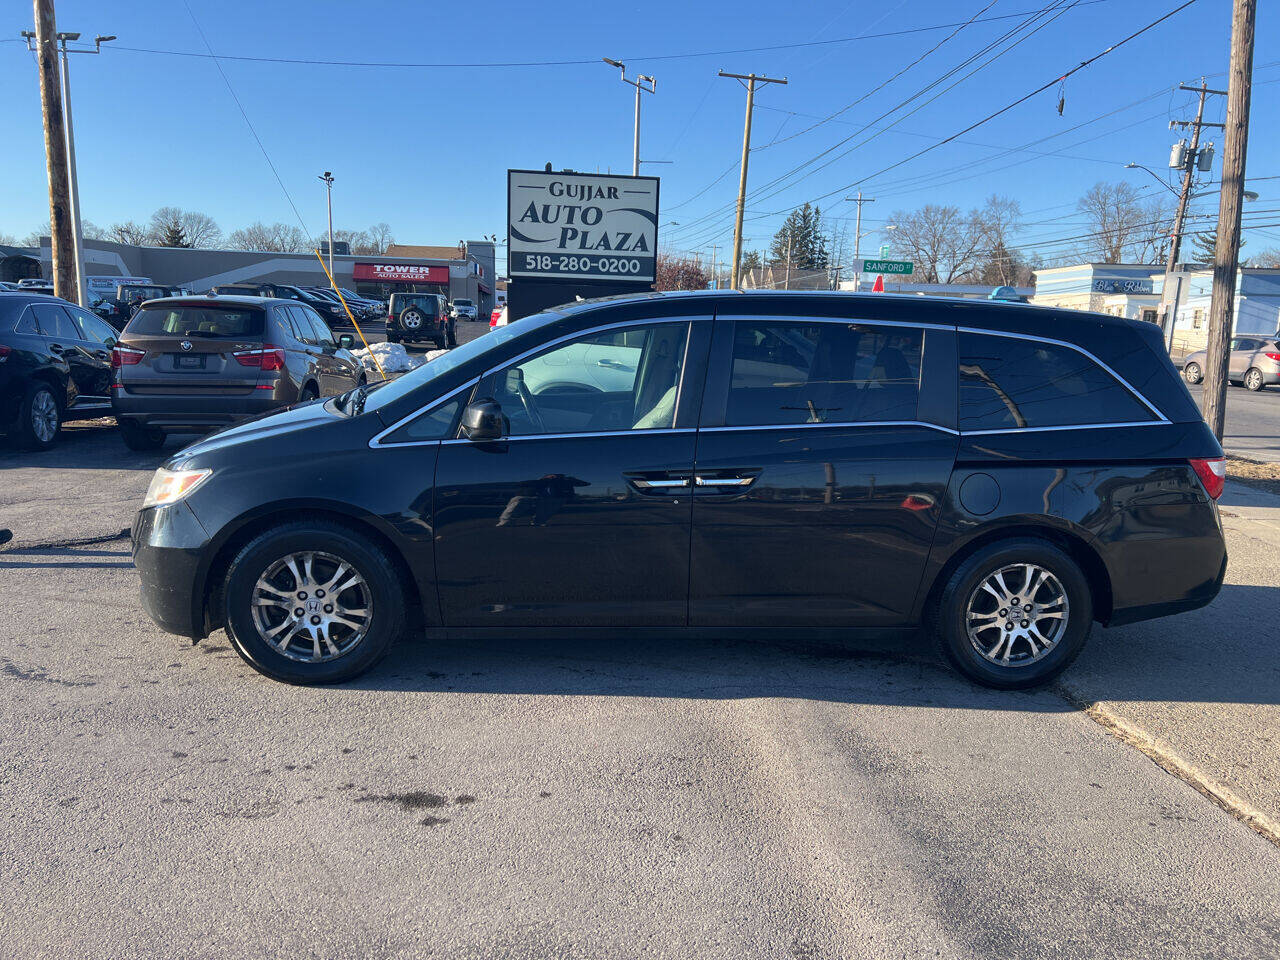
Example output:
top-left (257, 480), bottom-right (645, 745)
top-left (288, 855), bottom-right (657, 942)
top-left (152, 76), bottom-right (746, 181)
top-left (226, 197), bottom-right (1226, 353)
top-left (299, 383), bottom-right (319, 403)
top-left (399, 307), bottom-right (425, 333)
top-left (221, 521), bottom-right (405, 684)
top-left (118, 418), bottom-right (166, 451)
top-left (933, 538), bottom-right (1092, 689)
top-left (1244, 367), bottom-right (1266, 391)
top-left (1183, 361), bottom-right (1203, 384)
top-left (11, 382), bottom-right (61, 450)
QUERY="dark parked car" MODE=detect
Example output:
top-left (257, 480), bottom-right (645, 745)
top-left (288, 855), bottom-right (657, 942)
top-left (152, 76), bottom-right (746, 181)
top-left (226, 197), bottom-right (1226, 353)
top-left (132, 291), bottom-right (1227, 688)
top-left (1, 292), bottom-right (119, 449)
top-left (111, 296), bottom-right (364, 450)
top-left (386, 292), bottom-right (454, 347)
top-left (211, 283), bottom-right (352, 328)
top-left (94, 283), bottom-right (189, 331)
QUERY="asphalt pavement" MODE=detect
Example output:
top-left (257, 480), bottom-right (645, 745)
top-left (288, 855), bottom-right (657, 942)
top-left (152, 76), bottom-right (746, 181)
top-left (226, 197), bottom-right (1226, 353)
top-left (4, 318), bottom-right (1280, 957)
top-left (1185, 380), bottom-right (1280, 462)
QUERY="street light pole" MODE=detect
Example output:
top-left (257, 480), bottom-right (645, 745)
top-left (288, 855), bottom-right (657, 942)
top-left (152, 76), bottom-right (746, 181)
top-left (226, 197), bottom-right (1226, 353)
top-left (603, 59), bottom-right (655, 176)
top-left (844, 192), bottom-right (875, 291)
top-left (319, 171), bottom-right (335, 280)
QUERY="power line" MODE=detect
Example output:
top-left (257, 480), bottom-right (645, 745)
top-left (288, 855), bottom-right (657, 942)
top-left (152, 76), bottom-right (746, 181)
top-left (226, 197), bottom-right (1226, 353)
top-left (95, 2), bottom-right (1120, 70)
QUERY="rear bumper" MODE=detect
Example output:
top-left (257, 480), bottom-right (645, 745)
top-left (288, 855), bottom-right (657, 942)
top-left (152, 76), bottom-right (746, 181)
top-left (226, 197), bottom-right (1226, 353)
top-left (132, 500), bottom-right (213, 639)
top-left (112, 390), bottom-right (283, 429)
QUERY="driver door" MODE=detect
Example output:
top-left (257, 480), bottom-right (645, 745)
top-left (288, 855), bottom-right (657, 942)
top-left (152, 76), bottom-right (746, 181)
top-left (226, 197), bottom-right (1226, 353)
top-left (432, 317), bottom-right (710, 627)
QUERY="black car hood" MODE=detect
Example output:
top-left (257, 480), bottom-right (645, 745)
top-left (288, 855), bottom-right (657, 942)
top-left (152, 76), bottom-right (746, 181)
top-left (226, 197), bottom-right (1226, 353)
top-left (167, 399), bottom-right (340, 465)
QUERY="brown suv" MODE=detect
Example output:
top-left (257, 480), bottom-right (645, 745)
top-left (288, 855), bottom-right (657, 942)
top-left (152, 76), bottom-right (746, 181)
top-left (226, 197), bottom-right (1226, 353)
top-left (110, 296), bottom-right (364, 450)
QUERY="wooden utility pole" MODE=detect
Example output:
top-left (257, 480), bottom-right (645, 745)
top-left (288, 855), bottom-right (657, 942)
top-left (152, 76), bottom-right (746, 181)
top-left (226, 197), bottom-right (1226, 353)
top-left (845, 191), bottom-right (876, 290)
top-left (719, 70), bottom-right (787, 290)
top-left (1203, 0), bottom-right (1256, 441)
top-left (32, 0), bottom-right (75, 300)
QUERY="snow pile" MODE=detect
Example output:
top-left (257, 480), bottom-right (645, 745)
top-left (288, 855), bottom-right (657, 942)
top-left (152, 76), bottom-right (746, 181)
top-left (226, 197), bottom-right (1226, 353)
top-left (350, 342), bottom-right (451, 376)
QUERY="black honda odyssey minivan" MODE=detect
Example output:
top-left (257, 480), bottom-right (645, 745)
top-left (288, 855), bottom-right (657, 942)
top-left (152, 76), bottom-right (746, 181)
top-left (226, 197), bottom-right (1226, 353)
top-left (132, 291), bottom-right (1227, 688)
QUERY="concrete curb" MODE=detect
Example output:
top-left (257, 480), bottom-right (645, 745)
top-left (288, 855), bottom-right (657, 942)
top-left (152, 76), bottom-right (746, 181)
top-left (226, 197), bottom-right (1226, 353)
top-left (1056, 684), bottom-right (1280, 849)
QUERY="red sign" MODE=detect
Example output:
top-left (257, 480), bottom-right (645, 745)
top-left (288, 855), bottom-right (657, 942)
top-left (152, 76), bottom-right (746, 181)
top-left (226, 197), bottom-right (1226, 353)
top-left (352, 262), bottom-right (449, 284)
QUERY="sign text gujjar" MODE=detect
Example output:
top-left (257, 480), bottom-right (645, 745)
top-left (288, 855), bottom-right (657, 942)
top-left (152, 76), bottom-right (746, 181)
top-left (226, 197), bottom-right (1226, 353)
top-left (508, 170), bottom-right (660, 282)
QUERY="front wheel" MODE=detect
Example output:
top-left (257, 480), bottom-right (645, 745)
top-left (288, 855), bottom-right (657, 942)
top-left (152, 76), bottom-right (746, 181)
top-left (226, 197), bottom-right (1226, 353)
top-left (1244, 367), bottom-right (1266, 391)
top-left (934, 538), bottom-right (1092, 690)
top-left (1183, 362), bottom-right (1203, 384)
top-left (221, 521), bottom-right (405, 684)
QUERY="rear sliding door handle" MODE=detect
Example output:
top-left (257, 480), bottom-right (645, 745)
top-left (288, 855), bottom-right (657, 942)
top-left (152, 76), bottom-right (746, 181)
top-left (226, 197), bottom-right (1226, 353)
top-left (631, 477), bottom-right (690, 490)
top-left (694, 476), bottom-right (755, 488)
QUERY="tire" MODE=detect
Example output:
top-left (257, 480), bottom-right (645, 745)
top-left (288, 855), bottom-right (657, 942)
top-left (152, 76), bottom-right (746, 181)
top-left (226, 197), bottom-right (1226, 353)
top-left (299, 383), bottom-right (319, 403)
top-left (1183, 362), bottom-right (1203, 384)
top-left (221, 520), bottom-right (405, 685)
top-left (932, 537), bottom-right (1092, 690)
top-left (11, 382), bottom-right (62, 451)
top-left (399, 307), bottom-right (425, 332)
top-left (1244, 367), bottom-right (1266, 391)
top-left (118, 419), bottom-right (166, 451)
top-left (386, 332), bottom-right (401, 344)
top-left (446, 321), bottom-right (457, 349)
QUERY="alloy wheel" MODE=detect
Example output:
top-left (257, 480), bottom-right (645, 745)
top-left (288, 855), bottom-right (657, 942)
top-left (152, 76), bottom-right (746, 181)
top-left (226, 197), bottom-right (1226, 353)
top-left (1246, 369), bottom-right (1263, 390)
top-left (965, 563), bottom-right (1070, 667)
top-left (250, 551), bottom-right (374, 663)
top-left (31, 389), bottom-right (58, 443)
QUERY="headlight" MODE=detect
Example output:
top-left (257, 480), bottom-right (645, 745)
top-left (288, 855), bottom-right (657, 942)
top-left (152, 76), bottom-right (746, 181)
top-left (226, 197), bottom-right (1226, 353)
top-left (143, 467), bottom-right (211, 509)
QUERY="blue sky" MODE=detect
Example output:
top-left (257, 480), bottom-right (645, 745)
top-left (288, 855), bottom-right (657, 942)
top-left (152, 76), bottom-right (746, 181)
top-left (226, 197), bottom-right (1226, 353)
top-left (3, 0), bottom-right (1278, 272)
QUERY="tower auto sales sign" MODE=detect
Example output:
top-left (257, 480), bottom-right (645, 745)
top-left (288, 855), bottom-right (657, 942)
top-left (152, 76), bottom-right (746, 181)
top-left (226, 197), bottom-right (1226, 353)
top-left (508, 170), bottom-right (659, 282)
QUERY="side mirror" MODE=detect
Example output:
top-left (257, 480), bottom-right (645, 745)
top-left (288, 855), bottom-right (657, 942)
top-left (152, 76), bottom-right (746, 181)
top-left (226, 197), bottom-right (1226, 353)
top-left (337, 333), bottom-right (355, 349)
top-left (461, 399), bottom-right (506, 441)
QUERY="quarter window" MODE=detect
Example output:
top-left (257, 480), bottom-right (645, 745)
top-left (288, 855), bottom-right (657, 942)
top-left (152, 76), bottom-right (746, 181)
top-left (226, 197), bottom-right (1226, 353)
top-left (958, 333), bottom-right (1155, 430)
top-left (726, 320), bottom-right (922, 426)
top-left (483, 323), bottom-right (689, 436)
top-left (31, 303), bottom-right (79, 341)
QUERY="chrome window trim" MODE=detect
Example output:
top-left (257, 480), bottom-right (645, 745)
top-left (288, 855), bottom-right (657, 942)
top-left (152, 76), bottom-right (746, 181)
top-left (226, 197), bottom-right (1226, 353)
top-left (368, 377), bottom-right (479, 449)
top-left (955, 325), bottom-right (1169, 424)
top-left (440, 427), bottom-right (695, 445)
top-left (700, 420), bottom-right (959, 436)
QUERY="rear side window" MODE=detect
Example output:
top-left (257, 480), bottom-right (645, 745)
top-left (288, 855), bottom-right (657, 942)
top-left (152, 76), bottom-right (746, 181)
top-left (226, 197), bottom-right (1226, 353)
top-left (726, 320), bottom-right (922, 426)
top-left (128, 306), bottom-right (265, 338)
top-left (14, 309), bottom-right (41, 335)
top-left (959, 333), bottom-right (1155, 430)
top-left (31, 303), bottom-right (78, 341)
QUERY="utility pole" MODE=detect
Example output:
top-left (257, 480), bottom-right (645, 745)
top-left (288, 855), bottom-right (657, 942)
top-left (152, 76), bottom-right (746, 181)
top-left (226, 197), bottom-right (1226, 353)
top-left (845, 192), bottom-right (876, 291)
top-left (720, 70), bottom-right (787, 290)
top-left (784, 234), bottom-right (792, 290)
top-left (1203, 0), bottom-right (1256, 442)
top-left (1160, 81), bottom-right (1225, 332)
top-left (603, 59), bottom-right (654, 176)
top-left (319, 171), bottom-right (335, 280)
top-left (29, 0), bottom-right (74, 300)
top-left (710, 243), bottom-right (718, 290)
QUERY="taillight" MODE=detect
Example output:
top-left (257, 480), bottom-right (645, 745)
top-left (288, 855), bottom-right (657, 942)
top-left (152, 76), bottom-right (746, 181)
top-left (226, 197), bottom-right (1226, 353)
top-left (1264, 352), bottom-right (1280, 363)
top-left (110, 346), bottom-right (145, 368)
top-left (1190, 457), bottom-right (1226, 500)
top-left (232, 345), bottom-right (286, 372)
top-left (0, 344), bottom-right (11, 360)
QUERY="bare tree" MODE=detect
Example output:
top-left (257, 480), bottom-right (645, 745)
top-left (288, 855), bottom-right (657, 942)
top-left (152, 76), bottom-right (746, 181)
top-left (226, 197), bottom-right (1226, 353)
top-left (367, 222), bottom-right (394, 255)
top-left (1075, 182), bottom-right (1150, 263)
top-left (81, 220), bottom-right (107, 240)
top-left (106, 221), bottom-right (154, 245)
top-left (886, 203), bottom-right (989, 283)
top-left (1252, 247), bottom-right (1280, 268)
top-left (656, 253), bottom-right (709, 291)
top-left (227, 221), bottom-right (309, 253)
top-left (147, 208), bottom-right (222, 249)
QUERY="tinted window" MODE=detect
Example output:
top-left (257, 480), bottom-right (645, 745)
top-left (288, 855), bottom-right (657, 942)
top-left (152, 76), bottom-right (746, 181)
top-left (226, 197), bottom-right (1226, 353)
top-left (383, 397), bottom-right (464, 442)
top-left (14, 309), bottom-right (41, 335)
top-left (303, 309), bottom-right (335, 346)
top-left (726, 320), bottom-right (922, 426)
top-left (284, 306), bottom-right (315, 344)
top-left (32, 303), bottom-right (79, 341)
top-left (69, 307), bottom-right (117, 343)
top-left (486, 322), bottom-right (688, 436)
top-left (127, 306), bottom-right (265, 338)
top-left (959, 333), bottom-right (1155, 430)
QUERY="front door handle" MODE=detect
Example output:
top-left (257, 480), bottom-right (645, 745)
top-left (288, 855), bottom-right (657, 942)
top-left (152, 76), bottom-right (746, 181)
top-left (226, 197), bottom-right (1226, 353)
top-left (694, 475), bottom-right (756, 488)
top-left (631, 477), bottom-right (690, 490)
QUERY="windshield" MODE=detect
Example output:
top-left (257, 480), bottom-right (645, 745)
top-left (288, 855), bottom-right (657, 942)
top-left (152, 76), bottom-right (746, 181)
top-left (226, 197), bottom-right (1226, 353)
top-left (362, 309), bottom-right (566, 414)
top-left (454, 299), bottom-right (473, 307)
top-left (127, 305), bottom-right (265, 338)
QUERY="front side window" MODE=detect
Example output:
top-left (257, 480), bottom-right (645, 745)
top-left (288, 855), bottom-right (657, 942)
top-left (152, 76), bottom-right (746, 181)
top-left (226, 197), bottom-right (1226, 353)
top-left (483, 322), bottom-right (689, 436)
top-left (68, 307), bottom-right (117, 344)
top-left (959, 333), bottom-right (1155, 430)
top-left (303, 308), bottom-right (335, 346)
top-left (726, 320), bottom-right (922, 426)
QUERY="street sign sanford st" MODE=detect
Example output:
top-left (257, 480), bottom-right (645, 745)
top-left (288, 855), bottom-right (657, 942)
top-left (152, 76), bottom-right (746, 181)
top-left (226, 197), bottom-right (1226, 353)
top-left (857, 258), bottom-right (914, 275)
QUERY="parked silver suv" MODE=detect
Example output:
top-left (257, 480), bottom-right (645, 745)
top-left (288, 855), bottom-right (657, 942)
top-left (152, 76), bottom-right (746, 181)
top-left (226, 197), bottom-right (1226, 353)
top-left (1183, 335), bottom-right (1280, 391)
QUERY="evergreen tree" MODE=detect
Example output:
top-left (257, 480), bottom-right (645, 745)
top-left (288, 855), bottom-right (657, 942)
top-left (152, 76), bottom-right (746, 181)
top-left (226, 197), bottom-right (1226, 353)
top-left (769, 203), bottom-right (829, 270)
top-left (1189, 226), bottom-right (1242, 264)
top-left (740, 250), bottom-right (763, 271)
top-left (158, 217), bottom-right (191, 248)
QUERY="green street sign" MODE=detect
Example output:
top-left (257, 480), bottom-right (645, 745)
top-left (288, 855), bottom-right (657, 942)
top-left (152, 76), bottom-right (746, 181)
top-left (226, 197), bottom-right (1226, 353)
top-left (858, 258), bottom-right (914, 275)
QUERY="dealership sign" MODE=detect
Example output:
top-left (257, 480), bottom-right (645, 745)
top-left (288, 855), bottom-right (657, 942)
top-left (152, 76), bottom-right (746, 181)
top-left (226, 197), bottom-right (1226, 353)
top-left (352, 262), bottom-right (449, 284)
top-left (508, 169), bottom-right (659, 282)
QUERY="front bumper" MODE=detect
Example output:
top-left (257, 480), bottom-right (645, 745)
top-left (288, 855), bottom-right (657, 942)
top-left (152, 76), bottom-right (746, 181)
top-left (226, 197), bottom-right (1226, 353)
top-left (131, 500), bottom-right (214, 639)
